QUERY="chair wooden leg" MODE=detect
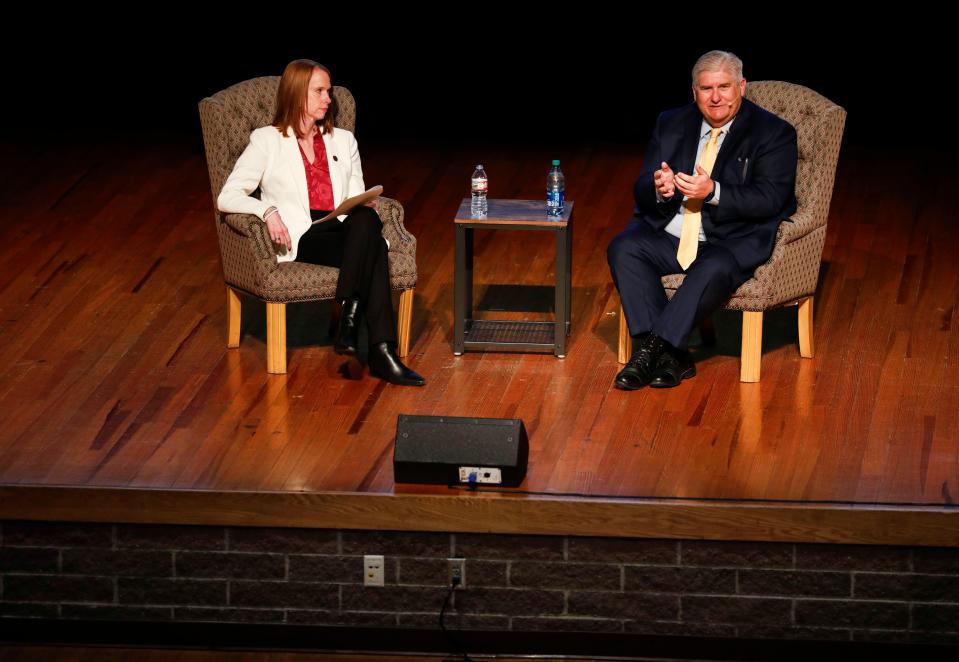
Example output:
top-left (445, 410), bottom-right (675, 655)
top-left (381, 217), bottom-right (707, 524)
top-left (617, 303), bottom-right (631, 364)
top-left (266, 302), bottom-right (287, 374)
top-left (699, 316), bottom-right (717, 347)
top-left (741, 311), bottom-right (763, 383)
top-left (227, 287), bottom-right (241, 349)
top-left (798, 296), bottom-right (815, 358)
top-left (328, 299), bottom-right (342, 343)
top-left (397, 288), bottom-right (414, 358)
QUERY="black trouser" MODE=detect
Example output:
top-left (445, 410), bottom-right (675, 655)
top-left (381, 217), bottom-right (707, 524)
top-left (297, 206), bottom-right (396, 346)
top-left (607, 221), bottom-right (753, 351)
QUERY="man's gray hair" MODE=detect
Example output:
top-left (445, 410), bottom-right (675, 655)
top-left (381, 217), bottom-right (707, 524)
top-left (692, 50), bottom-right (744, 84)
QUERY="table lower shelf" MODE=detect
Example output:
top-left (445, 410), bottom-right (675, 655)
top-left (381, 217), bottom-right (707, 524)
top-left (460, 320), bottom-right (565, 354)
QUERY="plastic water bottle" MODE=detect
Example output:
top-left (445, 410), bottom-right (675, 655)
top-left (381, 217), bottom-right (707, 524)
top-left (471, 164), bottom-right (488, 217)
top-left (546, 160), bottom-right (565, 217)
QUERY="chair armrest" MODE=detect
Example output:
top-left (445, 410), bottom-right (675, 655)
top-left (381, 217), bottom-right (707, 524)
top-left (777, 208), bottom-right (822, 244)
top-left (376, 197), bottom-right (416, 256)
top-left (222, 213), bottom-right (276, 263)
top-left (222, 212), bottom-right (257, 236)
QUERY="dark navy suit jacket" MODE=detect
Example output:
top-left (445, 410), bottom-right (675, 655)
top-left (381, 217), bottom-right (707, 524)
top-left (633, 98), bottom-right (798, 271)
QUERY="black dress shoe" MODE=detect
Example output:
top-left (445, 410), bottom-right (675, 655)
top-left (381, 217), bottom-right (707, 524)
top-left (334, 296), bottom-right (362, 356)
top-left (615, 334), bottom-right (664, 391)
top-left (368, 342), bottom-right (426, 386)
top-left (650, 346), bottom-right (696, 388)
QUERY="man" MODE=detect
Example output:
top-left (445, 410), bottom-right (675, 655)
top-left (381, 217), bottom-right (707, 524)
top-left (607, 50), bottom-right (798, 390)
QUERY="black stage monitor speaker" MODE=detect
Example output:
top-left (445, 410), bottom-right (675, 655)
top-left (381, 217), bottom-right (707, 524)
top-left (393, 415), bottom-right (529, 487)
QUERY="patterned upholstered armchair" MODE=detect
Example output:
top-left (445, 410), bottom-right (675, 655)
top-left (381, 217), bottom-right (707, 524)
top-left (617, 81), bottom-right (847, 382)
top-left (199, 77), bottom-right (417, 374)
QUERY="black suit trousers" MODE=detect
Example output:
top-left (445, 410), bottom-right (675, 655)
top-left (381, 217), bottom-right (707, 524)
top-left (296, 206), bottom-right (396, 346)
top-left (607, 221), bottom-right (752, 350)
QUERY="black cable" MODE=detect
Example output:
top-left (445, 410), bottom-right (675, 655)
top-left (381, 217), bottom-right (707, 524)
top-left (438, 575), bottom-right (473, 662)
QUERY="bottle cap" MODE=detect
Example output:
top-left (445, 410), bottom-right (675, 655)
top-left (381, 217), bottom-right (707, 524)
top-left (552, 159), bottom-right (560, 166)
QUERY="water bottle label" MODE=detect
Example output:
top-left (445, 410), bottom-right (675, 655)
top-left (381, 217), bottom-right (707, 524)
top-left (547, 188), bottom-right (565, 213)
top-left (471, 178), bottom-right (488, 193)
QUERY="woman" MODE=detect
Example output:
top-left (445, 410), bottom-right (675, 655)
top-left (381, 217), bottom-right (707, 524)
top-left (218, 59), bottom-right (424, 386)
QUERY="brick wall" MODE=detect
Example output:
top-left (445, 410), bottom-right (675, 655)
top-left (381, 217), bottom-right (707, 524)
top-left (2, 521), bottom-right (958, 646)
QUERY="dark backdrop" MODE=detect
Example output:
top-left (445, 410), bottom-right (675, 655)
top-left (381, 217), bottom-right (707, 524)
top-left (5, 15), bottom-right (944, 152)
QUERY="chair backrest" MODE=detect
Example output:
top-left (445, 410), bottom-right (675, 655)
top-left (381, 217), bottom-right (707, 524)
top-left (198, 77), bottom-right (357, 207)
top-left (745, 81), bottom-right (846, 229)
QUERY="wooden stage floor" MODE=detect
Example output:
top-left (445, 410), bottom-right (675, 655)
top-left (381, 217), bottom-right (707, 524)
top-left (0, 136), bottom-right (956, 545)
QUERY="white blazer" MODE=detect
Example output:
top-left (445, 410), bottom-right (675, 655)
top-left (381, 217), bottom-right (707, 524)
top-left (217, 125), bottom-right (366, 263)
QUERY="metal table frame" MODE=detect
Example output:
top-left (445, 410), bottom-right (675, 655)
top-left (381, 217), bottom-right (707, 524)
top-left (453, 199), bottom-right (573, 358)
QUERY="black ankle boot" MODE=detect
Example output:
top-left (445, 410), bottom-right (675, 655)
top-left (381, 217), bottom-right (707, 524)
top-left (334, 296), bottom-right (362, 356)
top-left (367, 342), bottom-right (425, 386)
top-left (614, 333), bottom-right (665, 391)
top-left (650, 340), bottom-right (696, 388)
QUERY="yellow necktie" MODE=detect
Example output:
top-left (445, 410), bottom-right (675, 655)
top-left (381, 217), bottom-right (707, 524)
top-left (677, 128), bottom-right (722, 270)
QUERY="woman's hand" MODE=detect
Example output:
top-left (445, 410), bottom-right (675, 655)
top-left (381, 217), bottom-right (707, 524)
top-left (265, 212), bottom-right (292, 250)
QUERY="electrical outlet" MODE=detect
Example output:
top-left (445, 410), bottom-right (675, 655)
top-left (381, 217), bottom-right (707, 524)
top-left (363, 554), bottom-right (385, 587)
top-left (448, 557), bottom-right (466, 589)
